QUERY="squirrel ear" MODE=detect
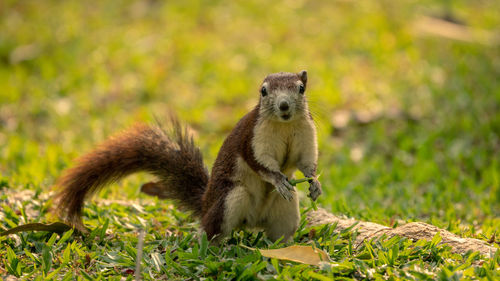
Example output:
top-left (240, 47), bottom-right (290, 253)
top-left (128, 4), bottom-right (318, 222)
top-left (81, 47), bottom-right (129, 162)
top-left (298, 70), bottom-right (307, 85)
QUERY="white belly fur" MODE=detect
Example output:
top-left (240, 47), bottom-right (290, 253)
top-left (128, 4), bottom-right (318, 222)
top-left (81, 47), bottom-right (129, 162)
top-left (222, 157), bottom-right (299, 236)
top-left (222, 118), bottom-right (314, 239)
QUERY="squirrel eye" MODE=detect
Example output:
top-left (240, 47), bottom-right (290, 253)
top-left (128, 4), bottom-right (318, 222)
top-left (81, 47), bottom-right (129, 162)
top-left (261, 86), bottom-right (267, 97)
top-left (299, 84), bottom-right (305, 94)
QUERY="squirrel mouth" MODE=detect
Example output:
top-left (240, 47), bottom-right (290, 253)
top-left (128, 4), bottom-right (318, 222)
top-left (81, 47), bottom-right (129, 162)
top-left (280, 114), bottom-right (291, 120)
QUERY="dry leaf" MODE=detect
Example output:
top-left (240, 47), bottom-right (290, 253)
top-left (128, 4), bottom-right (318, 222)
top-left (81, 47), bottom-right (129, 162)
top-left (253, 245), bottom-right (331, 266)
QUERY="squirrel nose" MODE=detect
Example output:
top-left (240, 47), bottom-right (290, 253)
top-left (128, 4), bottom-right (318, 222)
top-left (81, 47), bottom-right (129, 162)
top-left (279, 101), bottom-right (289, 111)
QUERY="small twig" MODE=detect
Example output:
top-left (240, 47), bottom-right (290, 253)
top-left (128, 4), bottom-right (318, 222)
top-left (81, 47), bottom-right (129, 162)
top-left (135, 229), bottom-right (145, 281)
top-left (288, 177), bottom-right (313, 186)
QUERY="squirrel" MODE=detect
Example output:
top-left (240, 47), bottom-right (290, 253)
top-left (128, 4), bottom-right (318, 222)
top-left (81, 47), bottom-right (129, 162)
top-left (55, 70), bottom-right (322, 242)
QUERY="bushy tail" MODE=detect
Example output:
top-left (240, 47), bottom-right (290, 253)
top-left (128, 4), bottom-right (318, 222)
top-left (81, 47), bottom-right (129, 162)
top-left (54, 118), bottom-right (209, 230)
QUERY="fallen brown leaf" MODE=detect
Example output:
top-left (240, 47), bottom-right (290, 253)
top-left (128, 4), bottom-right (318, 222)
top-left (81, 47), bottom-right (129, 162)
top-left (245, 245), bottom-right (331, 266)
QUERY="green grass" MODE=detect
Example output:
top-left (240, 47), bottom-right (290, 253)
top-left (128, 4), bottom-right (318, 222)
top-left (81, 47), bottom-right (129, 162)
top-left (1, 0), bottom-right (499, 279)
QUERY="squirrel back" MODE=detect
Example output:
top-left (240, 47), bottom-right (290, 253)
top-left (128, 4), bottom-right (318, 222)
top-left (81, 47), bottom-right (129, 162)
top-left (55, 118), bottom-right (208, 231)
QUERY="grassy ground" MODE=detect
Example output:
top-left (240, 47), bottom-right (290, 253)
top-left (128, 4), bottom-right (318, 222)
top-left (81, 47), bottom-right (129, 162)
top-left (1, 0), bottom-right (499, 279)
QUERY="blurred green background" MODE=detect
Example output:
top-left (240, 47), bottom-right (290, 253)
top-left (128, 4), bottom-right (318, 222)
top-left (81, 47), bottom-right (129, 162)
top-left (1, 0), bottom-right (499, 237)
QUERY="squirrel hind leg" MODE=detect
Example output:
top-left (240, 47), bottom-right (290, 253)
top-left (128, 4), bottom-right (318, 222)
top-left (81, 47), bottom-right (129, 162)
top-left (262, 192), bottom-right (300, 243)
top-left (201, 198), bottom-right (227, 241)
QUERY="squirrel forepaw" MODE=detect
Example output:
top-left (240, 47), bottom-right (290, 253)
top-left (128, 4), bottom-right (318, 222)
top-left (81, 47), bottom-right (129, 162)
top-left (274, 175), bottom-right (294, 201)
top-left (308, 179), bottom-right (322, 201)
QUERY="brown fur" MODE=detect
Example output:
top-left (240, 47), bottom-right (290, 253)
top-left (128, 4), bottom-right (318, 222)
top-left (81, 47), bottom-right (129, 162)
top-left (263, 71), bottom-right (307, 91)
top-left (55, 119), bottom-right (208, 231)
top-left (201, 105), bottom-right (260, 238)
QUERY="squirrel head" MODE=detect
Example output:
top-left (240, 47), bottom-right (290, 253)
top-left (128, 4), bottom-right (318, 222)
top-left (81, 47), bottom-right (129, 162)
top-left (259, 70), bottom-right (308, 122)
